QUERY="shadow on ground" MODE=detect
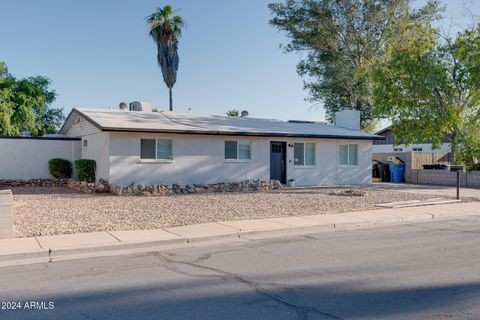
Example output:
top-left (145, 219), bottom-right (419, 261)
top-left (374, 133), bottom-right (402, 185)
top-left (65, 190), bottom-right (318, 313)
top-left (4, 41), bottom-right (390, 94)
top-left (3, 277), bottom-right (480, 320)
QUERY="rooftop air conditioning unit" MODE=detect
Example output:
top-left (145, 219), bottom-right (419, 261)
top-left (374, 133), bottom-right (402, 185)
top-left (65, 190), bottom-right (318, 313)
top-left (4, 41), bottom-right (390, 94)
top-left (119, 102), bottom-right (128, 111)
top-left (129, 101), bottom-right (153, 112)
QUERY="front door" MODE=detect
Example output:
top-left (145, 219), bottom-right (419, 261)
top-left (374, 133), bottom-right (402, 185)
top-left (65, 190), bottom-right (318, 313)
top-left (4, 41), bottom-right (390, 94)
top-left (270, 142), bottom-right (286, 184)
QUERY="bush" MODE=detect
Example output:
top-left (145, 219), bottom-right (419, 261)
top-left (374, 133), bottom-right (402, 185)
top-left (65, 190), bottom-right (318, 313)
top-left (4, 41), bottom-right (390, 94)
top-left (74, 159), bottom-right (96, 182)
top-left (48, 158), bottom-right (72, 179)
top-left (467, 163), bottom-right (480, 172)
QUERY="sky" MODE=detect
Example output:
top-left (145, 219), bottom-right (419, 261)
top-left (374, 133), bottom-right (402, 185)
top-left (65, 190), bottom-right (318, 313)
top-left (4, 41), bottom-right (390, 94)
top-left (1, 0), bottom-right (479, 122)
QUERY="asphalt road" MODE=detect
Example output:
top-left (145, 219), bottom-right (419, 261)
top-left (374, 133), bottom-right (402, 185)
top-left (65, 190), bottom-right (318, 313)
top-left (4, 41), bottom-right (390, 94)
top-left (2, 218), bottom-right (480, 320)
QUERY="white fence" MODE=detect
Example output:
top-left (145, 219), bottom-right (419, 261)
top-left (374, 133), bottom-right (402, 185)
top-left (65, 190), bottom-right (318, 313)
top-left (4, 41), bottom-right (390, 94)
top-left (0, 137), bottom-right (81, 179)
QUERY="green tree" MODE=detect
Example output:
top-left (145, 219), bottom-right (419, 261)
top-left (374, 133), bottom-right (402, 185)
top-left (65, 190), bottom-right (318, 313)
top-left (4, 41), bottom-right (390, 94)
top-left (0, 62), bottom-right (64, 136)
top-left (0, 62), bottom-right (15, 135)
top-left (226, 109), bottom-right (239, 117)
top-left (147, 5), bottom-right (185, 111)
top-left (371, 20), bottom-right (480, 165)
top-left (268, 0), bottom-right (442, 131)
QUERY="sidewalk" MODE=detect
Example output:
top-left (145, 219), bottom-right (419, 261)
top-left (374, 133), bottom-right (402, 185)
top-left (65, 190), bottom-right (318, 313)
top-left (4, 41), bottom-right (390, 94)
top-left (1, 202), bottom-right (479, 267)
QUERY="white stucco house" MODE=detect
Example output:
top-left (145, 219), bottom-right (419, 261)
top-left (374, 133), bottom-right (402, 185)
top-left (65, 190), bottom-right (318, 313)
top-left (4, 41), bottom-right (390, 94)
top-left (372, 126), bottom-right (451, 153)
top-left (58, 106), bottom-right (383, 186)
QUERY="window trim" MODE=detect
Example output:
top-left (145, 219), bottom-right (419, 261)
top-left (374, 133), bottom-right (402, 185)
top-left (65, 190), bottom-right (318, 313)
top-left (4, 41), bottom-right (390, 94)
top-left (82, 139), bottom-right (88, 148)
top-left (338, 143), bottom-right (359, 167)
top-left (224, 140), bottom-right (252, 162)
top-left (293, 142), bottom-right (316, 166)
top-left (139, 138), bottom-right (174, 162)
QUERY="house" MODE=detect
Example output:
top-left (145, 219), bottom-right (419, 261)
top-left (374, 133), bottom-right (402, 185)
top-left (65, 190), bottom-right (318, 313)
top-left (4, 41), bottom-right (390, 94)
top-left (372, 126), bottom-right (451, 153)
top-left (59, 105), bottom-right (383, 186)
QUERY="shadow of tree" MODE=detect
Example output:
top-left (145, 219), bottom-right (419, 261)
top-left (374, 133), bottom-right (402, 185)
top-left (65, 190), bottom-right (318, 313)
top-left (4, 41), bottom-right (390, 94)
top-left (4, 275), bottom-right (480, 319)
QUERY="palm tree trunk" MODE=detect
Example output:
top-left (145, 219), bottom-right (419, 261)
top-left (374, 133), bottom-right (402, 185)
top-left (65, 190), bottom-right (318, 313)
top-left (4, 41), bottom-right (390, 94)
top-left (169, 87), bottom-right (173, 111)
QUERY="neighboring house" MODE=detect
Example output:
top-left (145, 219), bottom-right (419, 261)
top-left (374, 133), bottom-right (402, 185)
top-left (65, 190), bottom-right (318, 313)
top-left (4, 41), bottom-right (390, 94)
top-left (59, 106), bottom-right (383, 186)
top-left (372, 126), bottom-right (451, 153)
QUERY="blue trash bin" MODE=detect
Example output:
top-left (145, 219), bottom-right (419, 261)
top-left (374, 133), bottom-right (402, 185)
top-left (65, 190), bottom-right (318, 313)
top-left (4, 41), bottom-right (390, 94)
top-left (389, 164), bottom-right (405, 183)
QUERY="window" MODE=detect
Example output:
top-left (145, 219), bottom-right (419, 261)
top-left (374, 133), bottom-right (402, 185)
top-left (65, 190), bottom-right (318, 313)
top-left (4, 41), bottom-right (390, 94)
top-left (339, 144), bottom-right (358, 166)
top-left (294, 143), bottom-right (315, 166)
top-left (271, 144), bottom-right (282, 153)
top-left (82, 139), bottom-right (88, 148)
top-left (294, 143), bottom-right (304, 165)
top-left (225, 141), bottom-right (237, 159)
top-left (412, 147), bottom-right (423, 152)
top-left (140, 139), bottom-right (172, 160)
top-left (225, 140), bottom-right (251, 160)
top-left (140, 139), bottom-right (155, 159)
top-left (393, 147), bottom-right (403, 152)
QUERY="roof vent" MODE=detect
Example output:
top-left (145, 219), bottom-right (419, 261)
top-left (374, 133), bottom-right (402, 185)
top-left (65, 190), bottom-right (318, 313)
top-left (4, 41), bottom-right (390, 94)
top-left (129, 101), bottom-right (153, 112)
top-left (119, 102), bottom-right (128, 111)
top-left (240, 110), bottom-right (249, 117)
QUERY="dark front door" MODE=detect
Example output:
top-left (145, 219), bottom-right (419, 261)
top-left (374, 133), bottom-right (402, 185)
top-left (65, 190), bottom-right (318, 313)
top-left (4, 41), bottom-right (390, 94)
top-left (270, 142), bottom-right (286, 184)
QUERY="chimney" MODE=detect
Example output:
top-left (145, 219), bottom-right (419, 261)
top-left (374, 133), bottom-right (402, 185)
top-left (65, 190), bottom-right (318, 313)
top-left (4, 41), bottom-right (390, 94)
top-left (335, 109), bottom-right (361, 130)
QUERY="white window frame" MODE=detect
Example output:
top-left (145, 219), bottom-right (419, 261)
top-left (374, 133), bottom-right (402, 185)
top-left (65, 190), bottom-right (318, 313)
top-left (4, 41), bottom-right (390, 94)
top-left (293, 142), bottom-right (316, 167)
top-left (82, 139), bottom-right (88, 148)
top-left (339, 144), bottom-right (359, 166)
top-left (224, 140), bottom-right (252, 162)
top-left (140, 138), bottom-right (173, 162)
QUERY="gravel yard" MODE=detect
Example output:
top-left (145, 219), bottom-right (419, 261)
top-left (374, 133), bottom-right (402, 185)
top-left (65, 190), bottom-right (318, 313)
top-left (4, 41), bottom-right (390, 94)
top-left (11, 186), bottom-right (467, 237)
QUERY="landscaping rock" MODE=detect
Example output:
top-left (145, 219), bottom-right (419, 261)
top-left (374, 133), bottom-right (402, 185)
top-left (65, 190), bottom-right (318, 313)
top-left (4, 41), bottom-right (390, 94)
top-left (0, 178), bottom-right (283, 197)
top-left (11, 186), bottom-right (454, 237)
top-left (328, 189), bottom-right (368, 197)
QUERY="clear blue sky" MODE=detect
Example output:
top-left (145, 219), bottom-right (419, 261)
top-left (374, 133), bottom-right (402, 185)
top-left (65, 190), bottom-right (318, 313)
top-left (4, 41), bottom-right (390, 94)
top-left (1, 0), bottom-right (478, 121)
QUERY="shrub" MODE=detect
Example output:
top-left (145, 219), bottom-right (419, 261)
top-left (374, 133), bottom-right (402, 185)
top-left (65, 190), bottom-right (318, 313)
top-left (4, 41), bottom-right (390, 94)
top-left (48, 158), bottom-right (72, 179)
top-left (74, 159), bottom-right (96, 182)
top-left (467, 163), bottom-right (480, 172)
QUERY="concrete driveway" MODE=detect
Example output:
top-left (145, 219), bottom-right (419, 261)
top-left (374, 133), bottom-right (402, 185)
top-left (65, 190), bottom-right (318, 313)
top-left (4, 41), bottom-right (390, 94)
top-left (368, 182), bottom-right (480, 199)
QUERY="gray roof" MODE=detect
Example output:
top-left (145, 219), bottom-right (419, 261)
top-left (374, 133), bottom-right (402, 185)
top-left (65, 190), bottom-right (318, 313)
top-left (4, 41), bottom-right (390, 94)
top-left (375, 125), bottom-right (392, 135)
top-left (61, 108), bottom-right (384, 140)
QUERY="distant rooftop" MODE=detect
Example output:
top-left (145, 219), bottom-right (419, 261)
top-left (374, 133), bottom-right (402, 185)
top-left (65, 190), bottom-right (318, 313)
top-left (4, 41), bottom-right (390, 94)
top-left (60, 108), bottom-right (383, 140)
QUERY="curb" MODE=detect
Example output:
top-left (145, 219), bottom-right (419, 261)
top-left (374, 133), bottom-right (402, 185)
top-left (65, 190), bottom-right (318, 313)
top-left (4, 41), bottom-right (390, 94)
top-left (0, 249), bottom-right (50, 267)
top-left (237, 224), bottom-right (334, 239)
top-left (49, 237), bottom-right (187, 259)
top-left (0, 211), bottom-right (478, 268)
top-left (185, 232), bottom-right (240, 244)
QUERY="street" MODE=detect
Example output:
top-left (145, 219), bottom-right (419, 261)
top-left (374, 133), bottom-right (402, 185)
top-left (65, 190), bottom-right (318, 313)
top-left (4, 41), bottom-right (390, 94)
top-left (2, 217), bottom-right (480, 319)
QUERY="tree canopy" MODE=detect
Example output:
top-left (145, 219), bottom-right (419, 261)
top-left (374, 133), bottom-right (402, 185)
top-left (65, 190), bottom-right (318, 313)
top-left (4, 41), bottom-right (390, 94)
top-left (226, 109), bottom-right (240, 117)
top-left (0, 62), bottom-right (64, 136)
top-left (269, 0), bottom-right (442, 131)
top-left (371, 18), bottom-right (480, 165)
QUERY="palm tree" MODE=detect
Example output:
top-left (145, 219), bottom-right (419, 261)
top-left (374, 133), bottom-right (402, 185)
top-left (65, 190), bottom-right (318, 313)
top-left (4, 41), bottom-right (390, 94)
top-left (147, 5), bottom-right (185, 111)
top-left (226, 109), bottom-right (239, 117)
